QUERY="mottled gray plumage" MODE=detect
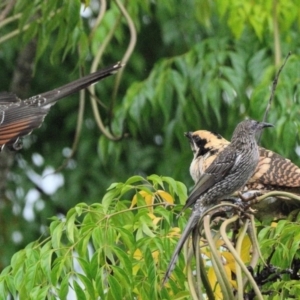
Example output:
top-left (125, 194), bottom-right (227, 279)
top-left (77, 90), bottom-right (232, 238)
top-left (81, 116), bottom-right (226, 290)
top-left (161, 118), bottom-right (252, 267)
top-left (162, 119), bottom-right (273, 285)
top-left (0, 62), bottom-right (123, 150)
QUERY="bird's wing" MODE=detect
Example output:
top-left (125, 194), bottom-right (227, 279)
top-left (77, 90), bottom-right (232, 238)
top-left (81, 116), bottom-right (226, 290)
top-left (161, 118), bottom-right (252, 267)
top-left (162, 150), bottom-right (237, 284)
top-left (254, 147), bottom-right (300, 188)
top-left (0, 103), bottom-right (47, 149)
top-left (182, 147), bottom-right (238, 211)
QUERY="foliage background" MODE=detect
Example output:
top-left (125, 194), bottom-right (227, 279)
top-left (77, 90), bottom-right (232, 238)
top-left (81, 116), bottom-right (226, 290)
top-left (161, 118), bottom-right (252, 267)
top-left (1, 0), bottom-right (300, 297)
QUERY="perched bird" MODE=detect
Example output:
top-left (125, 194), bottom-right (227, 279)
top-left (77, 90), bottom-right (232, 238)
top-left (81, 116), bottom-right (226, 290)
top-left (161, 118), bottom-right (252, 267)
top-left (162, 120), bottom-right (273, 284)
top-left (185, 130), bottom-right (300, 193)
top-left (0, 62), bottom-right (123, 150)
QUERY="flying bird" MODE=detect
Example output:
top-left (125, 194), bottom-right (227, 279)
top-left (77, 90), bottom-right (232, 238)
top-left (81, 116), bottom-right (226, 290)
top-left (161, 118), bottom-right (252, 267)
top-left (0, 62), bottom-right (123, 150)
top-left (185, 130), bottom-right (300, 193)
top-left (162, 120), bottom-right (273, 285)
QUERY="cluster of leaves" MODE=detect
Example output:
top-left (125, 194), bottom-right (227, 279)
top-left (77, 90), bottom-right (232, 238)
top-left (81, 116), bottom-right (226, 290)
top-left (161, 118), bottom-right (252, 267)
top-left (2, 174), bottom-right (300, 299)
top-left (11, 0), bottom-right (84, 65)
top-left (212, 0), bottom-right (300, 40)
top-left (252, 213), bottom-right (300, 299)
top-left (103, 40), bottom-right (300, 176)
top-left (0, 175), bottom-right (189, 299)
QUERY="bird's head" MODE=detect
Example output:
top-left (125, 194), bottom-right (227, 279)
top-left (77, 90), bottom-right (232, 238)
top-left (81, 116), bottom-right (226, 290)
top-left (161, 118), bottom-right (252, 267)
top-left (231, 119), bottom-right (273, 141)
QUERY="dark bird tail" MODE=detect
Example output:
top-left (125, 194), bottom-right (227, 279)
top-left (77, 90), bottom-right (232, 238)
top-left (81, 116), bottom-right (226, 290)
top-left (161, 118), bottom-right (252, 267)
top-left (24, 62), bottom-right (123, 106)
top-left (162, 208), bottom-right (202, 285)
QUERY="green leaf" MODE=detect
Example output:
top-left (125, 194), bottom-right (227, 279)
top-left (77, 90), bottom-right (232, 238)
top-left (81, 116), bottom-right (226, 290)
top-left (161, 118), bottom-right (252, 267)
top-left (275, 220), bottom-right (288, 235)
top-left (50, 221), bottom-right (64, 249)
top-left (175, 181), bottom-right (188, 204)
top-left (14, 267), bottom-right (25, 292)
top-left (66, 0), bottom-right (81, 29)
top-left (0, 279), bottom-right (8, 299)
top-left (91, 227), bottom-right (103, 249)
top-left (50, 20), bottom-right (69, 63)
top-left (107, 274), bottom-right (122, 299)
top-left (77, 230), bottom-right (93, 258)
top-left (24, 263), bottom-right (39, 292)
top-left (115, 227), bottom-right (135, 249)
top-left (110, 266), bottom-right (132, 296)
top-left (11, 250), bottom-right (26, 273)
top-left (102, 189), bottom-right (119, 212)
top-left (147, 174), bottom-right (165, 189)
top-left (73, 279), bottom-right (86, 300)
top-left (66, 208), bottom-right (77, 243)
top-left (75, 203), bottom-right (88, 215)
top-left (77, 273), bottom-right (95, 298)
top-left (40, 242), bottom-right (52, 281)
top-left (51, 256), bottom-right (67, 285)
top-left (125, 175), bottom-right (145, 185)
top-left (76, 258), bottom-right (91, 278)
top-left (30, 286), bottom-right (49, 300)
top-left (162, 176), bottom-right (178, 195)
top-left (58, 275), bottom-right (69, 300)
top-left (5, 275), bottom-right (16, 298)
top-left (142, 223), bottom-right (156, 238)
top-left (111, 246), bottom-right (132, 274)
top-left (154, 207), bottom-right (172, 226)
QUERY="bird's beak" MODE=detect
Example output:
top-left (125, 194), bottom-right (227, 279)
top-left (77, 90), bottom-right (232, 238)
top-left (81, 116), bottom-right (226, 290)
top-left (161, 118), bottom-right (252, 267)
top-left (260, 122), bottom-right (274, 128)
top-left (184, 132), bottom-right (193, 140)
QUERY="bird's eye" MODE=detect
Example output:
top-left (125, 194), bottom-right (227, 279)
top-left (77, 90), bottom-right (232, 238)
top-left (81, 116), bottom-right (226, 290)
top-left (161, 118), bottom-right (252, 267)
top-left (193, 135), bottom-right (200, 142)
top-left (250, 120), bottom-right (258, 128)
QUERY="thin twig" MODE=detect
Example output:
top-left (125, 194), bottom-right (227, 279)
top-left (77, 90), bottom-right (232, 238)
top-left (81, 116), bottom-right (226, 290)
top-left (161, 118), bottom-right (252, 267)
top-left (88, 6), bottom-right (123, 140)
top-left (109, 0), bottom-right (137, 128)
top-left (256, 190), bottom-right (300, 202)
top-left (0, 0), bottom-right (16, 22)
top-left (89, 0), bottom-right (107, 40)
top-left (258, 51), bottom-right (291, 143)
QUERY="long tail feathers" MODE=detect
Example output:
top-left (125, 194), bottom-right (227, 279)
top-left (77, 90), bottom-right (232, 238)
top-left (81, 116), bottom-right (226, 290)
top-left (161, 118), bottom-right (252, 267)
top-left (161, 209), bottom-right (201, 286)
top-left (25, 62), bottom-right (124, 106)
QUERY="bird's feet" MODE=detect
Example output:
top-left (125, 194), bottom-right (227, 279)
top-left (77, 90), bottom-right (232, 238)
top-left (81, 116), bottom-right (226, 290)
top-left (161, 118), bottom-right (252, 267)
top-left (222, 192), bottom-right (259, 214)
top-left (237, 191), bottom-right (263, 212)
